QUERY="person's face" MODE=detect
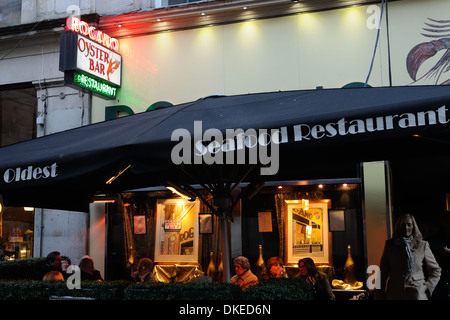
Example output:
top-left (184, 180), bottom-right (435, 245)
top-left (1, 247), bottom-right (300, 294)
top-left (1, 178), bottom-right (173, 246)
top-left (401, 217), bottom-right (414, 237)
top-left (51, 255), bottom-right (62, 268)
top-left (299, 262), bottom-right (308, 276)
top-left (270, 263), bottom-right (282, 277)
top-left (138, 263), bottom-right (149, 275)
top-left (234, 263), bottom-right (245, 276)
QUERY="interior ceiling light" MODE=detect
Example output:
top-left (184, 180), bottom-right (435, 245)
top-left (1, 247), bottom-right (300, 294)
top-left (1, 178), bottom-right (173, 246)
top-left (93, 199), bottom-right (115, 203)
top-left (92, 196), bottom-right (117, 203)
top-left (166, 181), bottom-right (196, 201)
top-left (167, 186), bottom-right (193, 201)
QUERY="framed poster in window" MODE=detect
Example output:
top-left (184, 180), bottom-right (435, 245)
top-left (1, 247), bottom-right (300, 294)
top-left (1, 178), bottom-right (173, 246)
top-left (133, 215), bottom-right (147, 235)
top-left (285, 200), bottom-right (330, 264)
top-left (258, 211), bottom-right (273, 232)
top-left (199, 213), bottom-right (213, 234)
top-left (154, 198), bottom-right (200, 263)
top-left (329, 209), bottom-right (345, 231)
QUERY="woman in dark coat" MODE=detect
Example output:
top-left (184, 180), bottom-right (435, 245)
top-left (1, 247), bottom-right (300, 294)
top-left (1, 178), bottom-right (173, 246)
top-left (380, 213), bottom-right (441, 300)
top-left (298, 257), bottom-right (335, 300)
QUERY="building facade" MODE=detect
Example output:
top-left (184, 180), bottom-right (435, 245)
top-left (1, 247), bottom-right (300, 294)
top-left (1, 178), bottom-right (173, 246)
top-left (1, 0), bottom-right (449, 295)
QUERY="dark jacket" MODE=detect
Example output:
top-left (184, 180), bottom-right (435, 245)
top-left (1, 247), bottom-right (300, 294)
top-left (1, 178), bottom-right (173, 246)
top-left (131, 271), bottom-right (157, 283)
top-left (309, 270), bottom-right (336, 300)
top-left (80, 270), bottom-right (103, 281)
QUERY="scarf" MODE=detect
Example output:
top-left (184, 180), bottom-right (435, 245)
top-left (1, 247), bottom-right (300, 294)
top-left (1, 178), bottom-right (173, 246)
top-left (402, 236), bottom-right (415, 275)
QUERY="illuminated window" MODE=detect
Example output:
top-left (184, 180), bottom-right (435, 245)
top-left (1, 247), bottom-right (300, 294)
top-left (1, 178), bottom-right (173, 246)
top-left (285, 200), bottom-right (330, 264)
top-left (154, 198), bottom-right (200, 263)
top-left (0, 86), bottom-right (36, 260)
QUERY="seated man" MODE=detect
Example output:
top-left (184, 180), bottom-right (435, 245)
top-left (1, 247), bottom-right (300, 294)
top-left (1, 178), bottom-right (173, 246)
top-left (38, 251), bottom-right (68, 280)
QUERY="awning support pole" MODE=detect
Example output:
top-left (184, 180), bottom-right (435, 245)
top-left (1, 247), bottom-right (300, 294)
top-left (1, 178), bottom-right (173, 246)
top-left (219, 215), bottom-right (231, 283)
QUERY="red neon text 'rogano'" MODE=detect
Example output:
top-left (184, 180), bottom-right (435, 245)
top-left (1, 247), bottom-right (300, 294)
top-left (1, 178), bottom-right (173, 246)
top-left (66, 16), bottom-right (119, 52)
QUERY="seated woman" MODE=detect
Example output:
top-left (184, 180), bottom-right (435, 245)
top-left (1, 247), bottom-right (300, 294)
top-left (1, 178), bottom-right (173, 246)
top-left (131, 258), bottom-right (157, 283)
top-left (43, 270), bottom-right (65, 281)
top-left (230, 256), bottom-right (258, 291)
top-left (260, 256), bottom-right (287, 282)
top-left (298, 257), bottom-right (335, 300)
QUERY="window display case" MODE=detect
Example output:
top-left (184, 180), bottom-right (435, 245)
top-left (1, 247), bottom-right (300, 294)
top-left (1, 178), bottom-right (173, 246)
top-left (285, 200), bottom-right (330, 264)
top-left (154, 198), bottom-right (200, 263)
top-left (0, 204), bottom-right (34, 260)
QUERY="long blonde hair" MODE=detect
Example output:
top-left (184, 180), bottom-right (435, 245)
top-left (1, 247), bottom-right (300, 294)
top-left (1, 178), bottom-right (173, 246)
top-left (392, 213), bottom-right (422, 240)
top-left (43, 270), bottom-right (64, 281)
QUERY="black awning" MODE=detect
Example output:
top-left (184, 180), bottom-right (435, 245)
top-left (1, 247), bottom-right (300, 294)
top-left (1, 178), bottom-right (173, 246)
top-left (1, 85), bottom-right (450, 211)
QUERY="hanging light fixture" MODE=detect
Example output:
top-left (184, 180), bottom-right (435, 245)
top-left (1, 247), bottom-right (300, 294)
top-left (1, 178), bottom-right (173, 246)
top-left (302, 199), bottom-right (309, 210)
top-left (166, 181), bottom-right (196, 201)
top-left (167, 186), bottom-right (193, 200)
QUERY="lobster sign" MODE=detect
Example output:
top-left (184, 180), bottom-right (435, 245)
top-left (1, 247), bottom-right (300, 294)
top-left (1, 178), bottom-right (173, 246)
top-left (407, 18), bottom-right (450, 85)
top-left (60, 18), bottom-right (122, 98)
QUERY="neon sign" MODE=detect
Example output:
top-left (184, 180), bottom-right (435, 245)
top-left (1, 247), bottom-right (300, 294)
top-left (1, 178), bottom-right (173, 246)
top-left (60, 22), bottom-right (122, 99)
top-left (73, 70), bottom-right (118, 99)
top-left (75, 34), bottom-right (121, 86)
top-left (66, 16), bottom-right (119, 52)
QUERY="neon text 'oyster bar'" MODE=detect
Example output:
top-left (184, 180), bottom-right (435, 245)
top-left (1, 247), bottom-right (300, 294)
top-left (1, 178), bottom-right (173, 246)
top-left (66, 16), bottom-right (119, 52)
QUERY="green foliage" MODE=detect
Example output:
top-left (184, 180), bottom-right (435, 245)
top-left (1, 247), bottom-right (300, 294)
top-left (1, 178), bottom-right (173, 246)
top-left (0, 258), bottom-right (46, 280)
top-left (0, 256), bottom-right (71, 280)
top-left (0, 280), bottom-right (129, 300)
top-left (244, 278), bottom-right (313, 300)
top-left (123, 282), bottom-right (243, 300)
top-left (59, 280), bottom-right (129, 300)
top-left (0, 278), bottom-right (313, 300)
top-left (0, 279), bottom-right (65, 300)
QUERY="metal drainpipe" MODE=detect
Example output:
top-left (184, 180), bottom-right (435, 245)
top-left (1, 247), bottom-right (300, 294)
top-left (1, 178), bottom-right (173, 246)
top-left (39, 208), bottom-right (44, 257)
